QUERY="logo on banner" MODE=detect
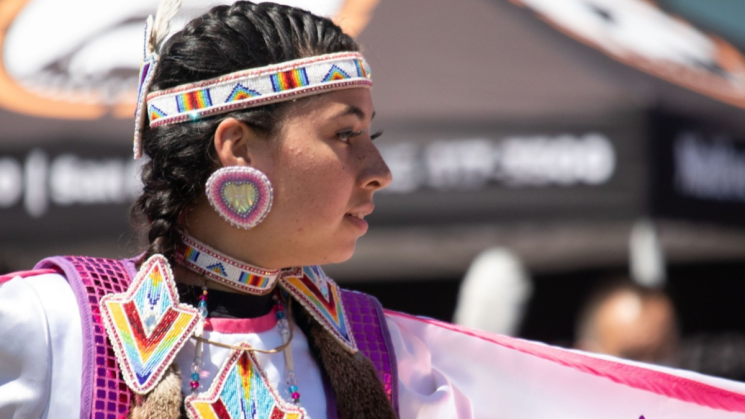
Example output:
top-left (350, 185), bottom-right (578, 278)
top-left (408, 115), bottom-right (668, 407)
top-left (0, 0), bottom-right (378, 120)
top-left (507, 0), bottom-right (745, 110)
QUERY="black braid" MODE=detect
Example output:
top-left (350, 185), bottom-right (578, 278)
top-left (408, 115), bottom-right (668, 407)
top-left (132, 1), bottom-right (358, 263)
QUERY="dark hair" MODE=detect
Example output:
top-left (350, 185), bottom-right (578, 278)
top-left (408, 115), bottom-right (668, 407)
top-left (133, 1), bottom-right (359, 263)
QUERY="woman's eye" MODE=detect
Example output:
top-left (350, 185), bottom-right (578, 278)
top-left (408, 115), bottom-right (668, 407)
top-left (370, 130), bottom-right (384, 141)
top-left (336, 129), bottom-right (366, 142)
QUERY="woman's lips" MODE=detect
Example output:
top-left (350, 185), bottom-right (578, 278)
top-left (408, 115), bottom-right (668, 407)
top-left (344, 212), bottom-right (369, 232)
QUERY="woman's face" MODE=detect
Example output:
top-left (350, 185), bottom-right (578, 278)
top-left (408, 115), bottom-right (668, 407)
top-left (244, 87), bottom-right (391, 267)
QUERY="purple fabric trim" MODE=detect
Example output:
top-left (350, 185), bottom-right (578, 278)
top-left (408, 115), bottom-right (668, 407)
top-left (322, 368), bottom-right (339, 419)
top-left (122, 257), bottom-right (139, 285)
top-left (340, 289), bottom-right (399, 417)
top-left (35, 257), bottom-right (93, 419)
top-left (36, 256), bottom-right (134, 419)
top-left (370, 294), bottom-right (400, 416)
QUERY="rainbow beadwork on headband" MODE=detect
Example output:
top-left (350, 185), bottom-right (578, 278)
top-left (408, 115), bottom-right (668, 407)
top-left (175, 233), bottom-right (280, 295)
top-left (145, 52), bottom-right (372, 128)
top-left (99, 254), bottom-right (200, 394)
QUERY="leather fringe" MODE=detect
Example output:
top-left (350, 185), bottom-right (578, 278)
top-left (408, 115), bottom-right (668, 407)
top-left (128, 363), bottom-right (185, 419)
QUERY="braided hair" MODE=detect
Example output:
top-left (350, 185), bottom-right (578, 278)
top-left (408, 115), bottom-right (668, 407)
top-left (133, 1), bottom-right (358, 263)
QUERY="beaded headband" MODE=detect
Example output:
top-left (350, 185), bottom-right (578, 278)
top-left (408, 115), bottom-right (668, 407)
top-left (133, 48), bottom-right (372, 158)
top-left (147, 52), bottom-right (372, 128)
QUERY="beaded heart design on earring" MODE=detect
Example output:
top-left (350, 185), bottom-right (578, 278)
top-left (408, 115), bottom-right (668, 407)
top-left (205, 166), bottom-right (274, 230)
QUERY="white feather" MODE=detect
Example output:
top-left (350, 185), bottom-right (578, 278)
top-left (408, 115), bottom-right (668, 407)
top-left (454, 248), bottom-right (533, 336)
top-left (150, 0), bottom-right (183, 53)
top-left (630, 218), bottom-right (666, 288)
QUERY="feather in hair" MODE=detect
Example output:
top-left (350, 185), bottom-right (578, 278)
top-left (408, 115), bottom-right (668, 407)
top-left (148, 0), bottom-right (183, 54)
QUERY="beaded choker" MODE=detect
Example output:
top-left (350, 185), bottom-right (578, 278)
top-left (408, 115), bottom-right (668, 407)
top-left (174, 232), bottom-right (359, 354)
top-left (175, 233), bottom-right (280, 295)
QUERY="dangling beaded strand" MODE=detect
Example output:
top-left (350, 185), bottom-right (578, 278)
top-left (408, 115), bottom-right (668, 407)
top-left (274, 293), bottom-right (301, 404)
top-left (197, 286), bottom-right (208, 318)
top-left (190, 285), bottom-right (209, 393)
top-left (186, 287), bottom-right (300, 404)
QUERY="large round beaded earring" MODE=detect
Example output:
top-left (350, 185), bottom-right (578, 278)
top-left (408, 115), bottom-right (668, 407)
top-left (205, 166), bottom-right (274, 230)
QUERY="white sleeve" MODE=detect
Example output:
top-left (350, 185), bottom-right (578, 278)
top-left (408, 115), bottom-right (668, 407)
top-left (24, 274), bottom-right (83, 419)
top-left (0, 276), bottom-right (52, 419)
top-left (386, 310), bottom-right (745, 419)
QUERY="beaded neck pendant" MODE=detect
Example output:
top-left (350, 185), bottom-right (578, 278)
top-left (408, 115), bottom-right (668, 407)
top-left (175, 233), bottom-right (280, 295)
top-left (185, 348), bottom-right (307, 419)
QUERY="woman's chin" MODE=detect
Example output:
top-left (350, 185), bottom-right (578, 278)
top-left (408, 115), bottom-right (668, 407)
top-left (317, 242), bottom-right (357, 266)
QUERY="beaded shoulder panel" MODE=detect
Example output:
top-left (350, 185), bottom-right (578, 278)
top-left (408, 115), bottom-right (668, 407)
top-left (35, 256), bottom-right (137, 419)
top-left (99, 255), bottom-right (200, 395)
top-left (340, 289), bottom-right (399, 413)
top-left (279, 266), bottom-right (357, 353)
top-left (279, 265), bottom-right (398, 411)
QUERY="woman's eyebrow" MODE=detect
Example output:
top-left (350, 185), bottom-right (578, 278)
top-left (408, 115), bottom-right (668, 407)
top-left (331, 105), bottom-right (376, 121)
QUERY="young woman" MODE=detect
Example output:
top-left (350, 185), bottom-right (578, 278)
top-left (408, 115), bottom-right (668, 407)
top-left (2, 2), bottom-right (745, 419)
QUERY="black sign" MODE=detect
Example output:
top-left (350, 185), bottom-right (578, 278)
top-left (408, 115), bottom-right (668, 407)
top-left (0, 142), bottom-right (140, 245)
top-left (650, 113), bottom-right (745, 227)
top-left (369, 113), bottom-right (647, 226)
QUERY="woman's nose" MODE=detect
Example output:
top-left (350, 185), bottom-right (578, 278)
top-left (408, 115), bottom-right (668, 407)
top-left (358, 142), bottom-right (392, 192)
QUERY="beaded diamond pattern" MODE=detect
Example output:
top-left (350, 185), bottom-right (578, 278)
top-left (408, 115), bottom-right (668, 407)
top-left (280, 266), bottom-right (356, 353)
top-left (185, 348), bottom-right (306, 419)
top-left (100, 255), bottom-right (200, 394)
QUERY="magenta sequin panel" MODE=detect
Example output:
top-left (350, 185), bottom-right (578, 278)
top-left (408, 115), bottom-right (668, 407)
top-left (341, 289), bottom-right (399, 415)
top-left (36, 256), bottom-right (135, 419)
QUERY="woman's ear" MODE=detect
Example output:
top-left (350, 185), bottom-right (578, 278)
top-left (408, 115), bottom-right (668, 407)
top-left (213, 118), bottom-right (259, 167)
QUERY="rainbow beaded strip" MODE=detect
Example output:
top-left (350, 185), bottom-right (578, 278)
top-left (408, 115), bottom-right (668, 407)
top-left (280, 266), bottom-right (357, 353)
top-left (175, 233), bottom-right (280, 295)
top-left (185, 348), bottom-right (306, 419)
top-left (132, 17), bottom-right (158, 159)
top-left (99, 255), bottom-right (200, 394)
top-left (146, 52), bottom-right (372, 128)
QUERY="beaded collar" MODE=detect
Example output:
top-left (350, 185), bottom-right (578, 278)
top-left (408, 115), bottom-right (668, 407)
top-left (175, 234), bottom-right (358, 353)
top-left (175, 233), bottom-right (280, 295)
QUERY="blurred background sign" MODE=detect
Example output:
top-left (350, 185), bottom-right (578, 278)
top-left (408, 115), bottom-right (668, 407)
top-left (0, 0), bottom-right (366, 120)
top-left (1, 0), bottom-right (745, 339)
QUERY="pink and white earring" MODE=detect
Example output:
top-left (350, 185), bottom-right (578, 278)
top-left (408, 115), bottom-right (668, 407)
top-left (205, 166), bottom-right (273, 230)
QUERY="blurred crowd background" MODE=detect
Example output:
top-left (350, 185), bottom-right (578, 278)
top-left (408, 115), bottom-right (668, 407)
top-left (2, 0), bottom-right (745, 380)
